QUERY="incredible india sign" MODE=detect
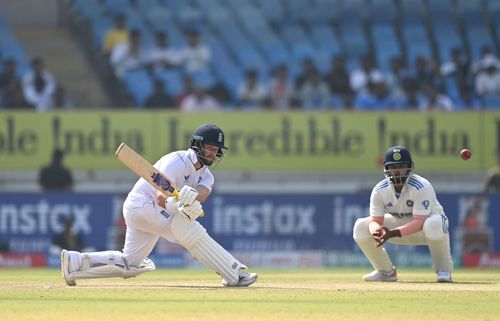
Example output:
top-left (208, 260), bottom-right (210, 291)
top-left (0, 111), bottom-right (498, 171)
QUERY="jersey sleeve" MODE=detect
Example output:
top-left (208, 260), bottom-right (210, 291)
top-left (198, 170), bottom-right (214, 192)
top-left (369, 188), bottom-right (385, 217)
top-left (155, 155), bottom-right (185, 189)
top-left (412, 186), bottom-right (435, 216)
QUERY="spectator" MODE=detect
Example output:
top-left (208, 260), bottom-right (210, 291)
top-left (53, 215), bottom-right (84, 251)
top-left (484, 153), bottom-right (500, 193)
top-left (440, 47), bottom-right (470, 80)
top-left (178, 30), bottom-right (211, 72)
top-left (298, 71), bottom-right (331, 109)
top-left (419, 86), bottom-right (454, 111)
top-left (324, 55), bottom-right (353, 107)
top-left (385, 56), bottom-right (410, 101)
top-left (472, 46), bottom-right (500, 75)
top-left (298, 69), bottom-right (331, 109)
top-left (145, 79), bottom-right (176, 109)
top-left (454, 82), bottom-right (482, 110)
top-left (237, 69), bottom-right (268, 108)
top-left (0, 58), bottom-right (19, 102)
top-left (52, 84), bottom-right (74, 109)
top-left (354, 78), bottom-right (399, 110)
top-left (39, 149), bottom-right (73, 191)
top-left (110, 29), bottom-right (147, 77)
top-left (103, 14), bottom-right (129, 55)
top-left (3, 80), bottom-right (34, 109)
top-left (295, 57), bottom-right (318, 89)
top-left (268, 64), bottom-right (296, 110)
top-left (475, 56), bottom-right (500, 97)
top-left (413, 55), bottom-right (442, 92)
top-left (145, 31), bottom-right (181, 71)
top-left (399, 85), bottom-right (423, 110)
top-left (180, 86), bottom-right (221, 111)
top-left (22, 57), bottom-right (56, 111)
top-left (350, 55), bottom-right (385, 94)
top-left (175, 75), bottom-right (195, 105)
top-left (208, 82), bottom-right (232, 106)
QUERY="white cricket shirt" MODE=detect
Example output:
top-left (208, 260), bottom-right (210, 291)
top-left (370, 173), bottom-right (444, 218)
top-left (125, 148), bottom-right (214, 206)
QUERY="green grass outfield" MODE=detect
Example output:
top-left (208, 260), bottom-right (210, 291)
top-left (1, 268), bottom-right (500, 321)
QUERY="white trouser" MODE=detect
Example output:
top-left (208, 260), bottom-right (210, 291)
top-left (69, 200), bottom-right (243, 284)
top-left (353, 213), bottom-right (453, 273)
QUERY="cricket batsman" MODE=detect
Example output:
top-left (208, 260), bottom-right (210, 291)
top-left (61, 124), bottom-right (257, 287)
top-left (353, 146), bottom-right (453, 282)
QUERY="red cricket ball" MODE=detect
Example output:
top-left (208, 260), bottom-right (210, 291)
top-left (460, 148), bottom-right (471, 160)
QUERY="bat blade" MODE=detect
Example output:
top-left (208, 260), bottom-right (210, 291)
top-left (115, 143), bottom-right (179, 198)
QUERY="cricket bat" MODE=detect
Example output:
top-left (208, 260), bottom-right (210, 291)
top-left (115, 143), bottom-right (179, 198)
top-left (115, 143), bottom-right (204, 217)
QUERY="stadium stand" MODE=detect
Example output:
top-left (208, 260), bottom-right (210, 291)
top-left (1, 0), bottom-right (500, 109)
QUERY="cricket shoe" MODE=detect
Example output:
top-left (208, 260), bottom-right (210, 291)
top-left (222, 270), bottom-right (258, 287)
top-left (436, 271), bottom-right (453, 283)
top-left (61, 249), bottom-right (78, 286)
top-left (362, 267), bottom-right (398, 282)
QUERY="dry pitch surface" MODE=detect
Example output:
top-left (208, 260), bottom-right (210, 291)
top-left (1, 268), bottom-right (499, 321)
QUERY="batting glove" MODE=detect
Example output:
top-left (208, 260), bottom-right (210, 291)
top-left (165, 196), bottom-right (179, 213)
top-left (373, 226), bottom-right (401, 247)
top-left (179, 200), bottom-right (203, 221)
top-left (178, 185), bottom-right (199, 206)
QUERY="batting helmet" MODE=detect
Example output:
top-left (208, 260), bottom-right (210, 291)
top-left (383, 146), bottom-right (414, 185)
top-left (190, 124), bottom-right (227, 167)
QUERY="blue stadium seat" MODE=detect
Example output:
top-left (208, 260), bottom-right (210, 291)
top-left (216, 66), bottom-right (244, 100)
top-left (122, 69), bottom-right (154, 107)
top-left (261, 41), bottom-right (292, 69)
top-left (371, 23), bottom-right (401, 70)
top-left (432, 20), bottom-right (463, 62)
top-left (309, 24), bottom-right (342, 56)
top-left (367, 0), bottom-right (397, 23)
top-left (482, 94), bottom-right (500, 109)
top-left (151, 68), bottom-right (184, 96)
top-left (399, 0), bottom-right (425, 23)
top-left (465, 25), bottom-right (496, 59)
top-left (337, 0), bottom-right (367, 24)
top-left (338, 22), bottom-right (369, 59)
top-left (402, 22), bottom-right (432, 63)
top-left (253, 0), bottom-right (286, 24)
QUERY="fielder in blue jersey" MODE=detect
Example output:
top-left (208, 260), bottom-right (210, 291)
top-left (353, 146), bottom-right (453, 282)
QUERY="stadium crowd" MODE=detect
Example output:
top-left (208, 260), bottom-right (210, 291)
top-left (1, 0), bottom-right (500, 110)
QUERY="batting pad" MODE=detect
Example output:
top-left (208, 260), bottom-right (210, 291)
top-left (171, 214), bottom-right (241, 284)
top-left (69, 251), bottom-right (156, 280)
top-left (353, 217), bottom-right (394, 272)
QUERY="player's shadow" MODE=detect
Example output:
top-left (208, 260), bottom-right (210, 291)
top-left (76, 284), bottom-right (253, 290)
top-left (399, 280), bottom-right (494, 284)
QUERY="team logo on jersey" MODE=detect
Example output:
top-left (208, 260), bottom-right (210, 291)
top-left (386, 202), bottom-right (393, 207)
top-left (406, 200), bottom-right (414, 207)
top-left (422, 200), bottom-right (430, 209)
top-left (184, 175), bottom-right (190, 182)
top-left (393, 152), bottom-right (402, 161)
top-left (160, 210), bottom-right (170, 219)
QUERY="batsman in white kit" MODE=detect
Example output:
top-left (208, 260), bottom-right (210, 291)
top-left (353, 146), bottom-right (453, 282)
top-left (61, 124), bottom-right (257, 287)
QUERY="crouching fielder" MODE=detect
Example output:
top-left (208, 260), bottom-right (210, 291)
top-left (61, 124), bottom-right (257, 287)
top-left (353, 146), bottom-right (453, 283)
